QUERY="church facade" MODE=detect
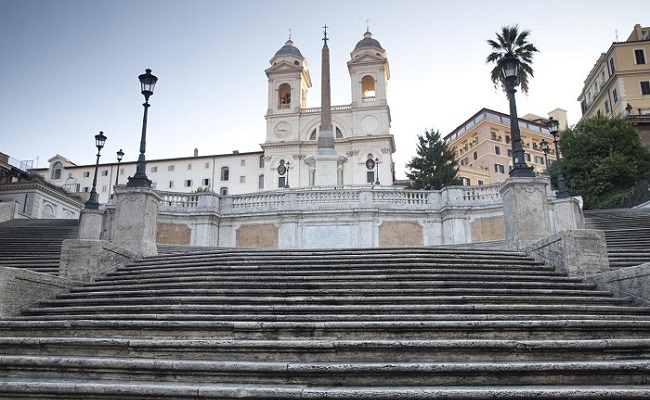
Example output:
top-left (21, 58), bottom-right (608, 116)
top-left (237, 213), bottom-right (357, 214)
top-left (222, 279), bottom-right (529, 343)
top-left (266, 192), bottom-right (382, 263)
top-left (34, 31), bottom-right (397, 205)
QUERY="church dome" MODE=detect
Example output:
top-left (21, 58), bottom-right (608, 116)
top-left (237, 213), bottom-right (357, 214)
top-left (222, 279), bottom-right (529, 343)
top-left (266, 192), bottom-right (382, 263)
top-left (275, 40), bottom-right (303, 57)
top-left (354, 31), bottom-right (384, 50)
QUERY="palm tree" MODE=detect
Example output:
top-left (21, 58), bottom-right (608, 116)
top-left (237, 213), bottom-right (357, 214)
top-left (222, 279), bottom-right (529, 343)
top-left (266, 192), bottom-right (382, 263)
top-left (486, 25), bottom-right (539, 95)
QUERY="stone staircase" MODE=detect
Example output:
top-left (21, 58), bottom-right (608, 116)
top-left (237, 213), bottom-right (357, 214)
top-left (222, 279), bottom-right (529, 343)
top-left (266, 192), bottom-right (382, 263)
top-left (1, 247), bottom-right (650, 398)
top-left (0, 219), bottom-right (78, 275)
top-left (584, 208), bottom-right (650, 269)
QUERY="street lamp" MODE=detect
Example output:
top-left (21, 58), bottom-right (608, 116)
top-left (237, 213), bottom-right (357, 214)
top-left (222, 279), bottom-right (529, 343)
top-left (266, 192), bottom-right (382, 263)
top-left (500, 56), bottom-right (534, 177)
top-left (115, 149), bottom-right (124, 187)
top-left (540, 139), bottom-right (550, 173)
top-left (85, 131), bottom-right (107, 209)
top-left (374, 157), bottom-right (380, 185)
top-left (285, 161), bottom-right (291, 188)
top-left (546, 117), bottom-right (570, 198)
top-left (127, 68), bottom-right (158, 187)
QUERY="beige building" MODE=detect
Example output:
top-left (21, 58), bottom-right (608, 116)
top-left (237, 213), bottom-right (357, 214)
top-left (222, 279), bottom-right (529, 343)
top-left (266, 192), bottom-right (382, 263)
top-left (577, 24), bottom-right (650, 120)
top-left (444, 108), bottom-right (563, 186)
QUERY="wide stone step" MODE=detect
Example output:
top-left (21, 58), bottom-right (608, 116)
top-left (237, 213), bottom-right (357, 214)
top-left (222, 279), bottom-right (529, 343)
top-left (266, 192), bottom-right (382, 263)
top-left (19, 303), bottom-right (650, 318)
top-left (2, 337), bottom-right (650, 362)
top-left (2, 319), bottom-right (650, 340)
top-left (1, 379), bottom-right (649, 400)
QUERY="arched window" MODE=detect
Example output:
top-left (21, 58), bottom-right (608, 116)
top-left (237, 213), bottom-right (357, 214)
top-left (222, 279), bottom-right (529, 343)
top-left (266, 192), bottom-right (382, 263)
top-left (278, 83), bottom-right (291, 109)
top-left (220, 166), bottom-right (229, 181)
top-left (220, 187), bottom-right (228, 196)
top-left (51, 162), bottom-right (63, 180)
top-left (42, 204), bottom-right (55, 219)
top-left (309, 126), bottom-right (344, 140)
top-left (258, 174), bottom-right (265, 189)
top-left (361, 75), bottom-right (376, 102)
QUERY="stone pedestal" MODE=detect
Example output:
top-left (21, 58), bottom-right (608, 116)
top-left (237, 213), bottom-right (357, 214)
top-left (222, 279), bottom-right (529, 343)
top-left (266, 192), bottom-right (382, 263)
top-left (78, 208), bottom-right (104, 240)
top-left (112, 186), bottom-right (161, 256)
top-left (314, 154), bottom-right (340, 187)
top-left (499, 176), bottom-right (551, 250)
top-left (549, 196), bottom-right (585, 233)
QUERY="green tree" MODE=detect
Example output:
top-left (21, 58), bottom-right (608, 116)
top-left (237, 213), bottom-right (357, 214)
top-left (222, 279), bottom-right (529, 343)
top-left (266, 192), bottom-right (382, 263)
top-left (406, 129), bottom-right (461, 190)
top-left (560, 115), bottom-right (650, 209)
top-left (486, 25), bottom-right (539, 95)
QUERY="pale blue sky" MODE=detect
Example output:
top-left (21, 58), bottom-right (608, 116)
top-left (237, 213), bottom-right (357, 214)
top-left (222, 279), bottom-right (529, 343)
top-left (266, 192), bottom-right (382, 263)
top-left (0, 0), bottom-right (644, 178)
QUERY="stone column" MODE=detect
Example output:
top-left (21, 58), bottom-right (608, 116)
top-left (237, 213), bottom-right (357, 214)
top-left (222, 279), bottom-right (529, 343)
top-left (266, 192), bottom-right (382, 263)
top-left (499, 176), bottom-right (551, 250)
top-left (112, 186), bottom-right (161, 256)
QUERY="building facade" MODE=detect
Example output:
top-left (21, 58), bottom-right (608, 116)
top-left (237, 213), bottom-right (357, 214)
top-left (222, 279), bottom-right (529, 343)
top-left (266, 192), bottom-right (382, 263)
top-left (443, 108), bottom-right (561, 186)
top-left (33, 31), bottom-right (396, 205)
top-left (577, 24), bottom-right (650, 120)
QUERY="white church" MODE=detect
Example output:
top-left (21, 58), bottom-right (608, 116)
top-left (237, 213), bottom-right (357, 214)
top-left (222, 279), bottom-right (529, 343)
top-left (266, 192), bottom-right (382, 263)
top-left (36, 30), bottom-right (396, 204)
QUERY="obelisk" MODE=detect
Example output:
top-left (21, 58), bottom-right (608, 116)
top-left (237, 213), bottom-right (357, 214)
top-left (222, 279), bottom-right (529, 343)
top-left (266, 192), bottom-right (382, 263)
top-left (313, 25), bottom-right (340, 186)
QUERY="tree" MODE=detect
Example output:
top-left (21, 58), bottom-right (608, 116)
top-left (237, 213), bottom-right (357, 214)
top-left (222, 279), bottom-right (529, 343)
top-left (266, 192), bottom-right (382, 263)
top-left (406, 129), bottom-right (461, 190)
top-left (559, 115), bottom-right (650, 209)
top-left (486, 25), bottom-right (539, 95)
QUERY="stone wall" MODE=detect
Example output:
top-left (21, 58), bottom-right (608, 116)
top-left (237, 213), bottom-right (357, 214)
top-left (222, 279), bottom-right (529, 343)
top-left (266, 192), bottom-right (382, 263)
top-left (379, 221), bottom-right (423, 247)
top-left (0, 267), bottom-right (71, 316)
top-left (236, 223), bottom-right (278, 248)
top-left (157, 223), bottom-right (192, 245)
top-left (470, 216), bottom-right (505, 242)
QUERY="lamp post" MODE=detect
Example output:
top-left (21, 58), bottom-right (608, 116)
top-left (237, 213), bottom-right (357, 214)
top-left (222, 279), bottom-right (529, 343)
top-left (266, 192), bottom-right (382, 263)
top-left (115, 149), bottom-right (124, 187)
top-left (540, 139), bottom-right (550, 173)
top-left (501, 56), bottom-right (534, 177)
top-left (85, 131), bottom-right (107, 209)
top-left (374, 157), bottom-right (380, 185)
top-left (127, 69), bottom-right (158, 187)
top-left (546, 117), bottom-right (570, 198)
top-left (285, 161), bottom-right (291, 188)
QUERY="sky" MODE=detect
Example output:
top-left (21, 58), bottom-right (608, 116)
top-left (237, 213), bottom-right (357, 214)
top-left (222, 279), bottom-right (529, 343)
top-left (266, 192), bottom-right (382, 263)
top-left (0, 0), bottom-right (645, 179)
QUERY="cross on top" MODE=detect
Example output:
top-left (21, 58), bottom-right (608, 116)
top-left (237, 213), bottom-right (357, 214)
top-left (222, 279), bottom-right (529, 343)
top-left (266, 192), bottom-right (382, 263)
top-left (365, 19), bottom-right (370, 32)
top-left (288, 27), bottom-right (292, 40)
top-left (323, 24), bottom-right (328, 44)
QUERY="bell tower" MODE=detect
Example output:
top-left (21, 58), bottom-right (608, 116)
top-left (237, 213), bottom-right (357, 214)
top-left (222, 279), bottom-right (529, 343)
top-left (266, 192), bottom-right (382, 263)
top-left (347, 31), bottom-right (390, 107)
top-left (265, 39), bottom-right (312, 115)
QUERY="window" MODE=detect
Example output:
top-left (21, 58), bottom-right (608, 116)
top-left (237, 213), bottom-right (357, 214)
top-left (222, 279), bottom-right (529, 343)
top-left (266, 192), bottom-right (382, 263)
top-left (477, 180), bottom-right (484, 186)
top-left (101, 170), bottom-right (108, 176)
top-left (240, 159), bottom-right (246, 167)
top-left (83, 171), bottom-right (90, 178)
top-left (220, 187), bottom-right (228, 196)
top-left (613, 88), bottom-right (619, 103)
top-left (120, 168), bottom-right (124, 175)
top-left (460, 157), bottom-right (468, 166)
top-left (494, 146), bottom-right (501, 155)
top-left (204, 162), bottom-right (210, 169)
top-left (258, 174), bottom-right (265, 189)
top-left (220, 166), bottom-right (229, 181)
top-left (102, 185), bottom-right (107, 192)
top-left (361, 75), bottom-right (376, 100)
top-left (494, 164), bottom-right (505, 174)
top-left (604, 100), bottom-right (610, 114)
top-left (83, 186), bottom-right (90, 192)
top-left (151, 166), bottom-right (158, 173)
top-left (473, 151), bottom-right (478, 160)
top-left (641, 81), bottom-right (650, 95)
top-left (366, 171), bottom-right (375, 183)
top-left (278, 176), bottom-right (286, 188)
top-left (259, 156), bottom-right (265, 168)
top-left (525, 153), bottom-right (531, 162)
top-left (168, 165), bottom-right (175, 172)
top-left (609, 58), bottom-right (615, 73)
top-left (507, 149), bottom-right (512, 157)
top-left (168, 181), bottom-right (174, 189)
top-left (535, 156), bottom-right (545, 165)
top-left (461, 177), bottom-right (470, 186)
top-left (581, 99), bottom-right (588, 115)
top-left (278, 83), bottom-right (291, 108)
top-left (202, 178), bottom-right (210, 186)
top-left (505, 135), bottom-right (511, 144)
top-left (151, 182), bottom-right (157, 189)
top-left (51, 162), bottom-right (63, 180)
top-left (634, 49), bottom-right (646, 65)
top-left (184, 180), bottom-right (192, 187)
top-left (187, 164), bottom-right (192, 170)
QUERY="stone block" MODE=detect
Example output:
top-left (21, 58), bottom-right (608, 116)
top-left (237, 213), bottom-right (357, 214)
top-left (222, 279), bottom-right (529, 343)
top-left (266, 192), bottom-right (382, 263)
top-left (470, 216), bottom-right (505, 242)
top-left (500, 177), bottom-right (551, 249)
top-left (78, 208), bottom-right (104, 239)
top-left (524, 229), bottom-right (609, 277)
top-left (113, 186), bottom-right (161, 256)
top-left (549, 197), bottom-right (585, 233)
top-left (59, 239), bottom-right (139, 283)
top-left (584, 263), bottom-right (650, 306)
top-left (0, 267), bottom-right (71, 316)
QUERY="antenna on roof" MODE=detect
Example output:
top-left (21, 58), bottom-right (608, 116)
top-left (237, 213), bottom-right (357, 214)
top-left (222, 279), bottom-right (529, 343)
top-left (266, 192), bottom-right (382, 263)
top-left (615, 29), bottom-right (619, 42)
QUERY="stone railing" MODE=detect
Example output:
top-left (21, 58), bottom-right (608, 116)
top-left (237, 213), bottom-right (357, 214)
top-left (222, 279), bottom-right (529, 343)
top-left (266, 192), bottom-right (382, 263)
top-left (301, 105), bottom-right (353, 114)
top-left (159, 184), bottom-right (503, 215)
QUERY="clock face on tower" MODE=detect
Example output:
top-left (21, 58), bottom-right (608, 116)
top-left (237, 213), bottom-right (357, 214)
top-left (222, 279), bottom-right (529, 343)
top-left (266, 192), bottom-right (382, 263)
top-left (274, 122), bottom-right (291, 138)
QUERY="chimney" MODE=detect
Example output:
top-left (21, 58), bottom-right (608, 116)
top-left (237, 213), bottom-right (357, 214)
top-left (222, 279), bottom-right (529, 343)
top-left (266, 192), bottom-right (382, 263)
top-left (193, 148), bottom-right (198, 157)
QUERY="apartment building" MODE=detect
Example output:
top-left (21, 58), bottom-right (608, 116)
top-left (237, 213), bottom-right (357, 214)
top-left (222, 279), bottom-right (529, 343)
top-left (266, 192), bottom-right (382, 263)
top-left (444, 108), bottom-right (561, 186)
top-left (577, 24), bottom-right (650, 120)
